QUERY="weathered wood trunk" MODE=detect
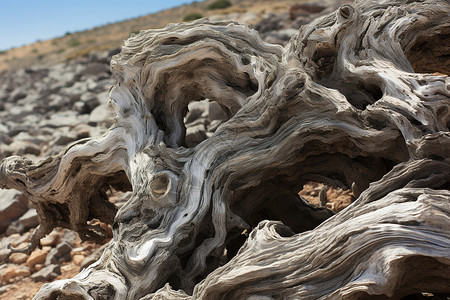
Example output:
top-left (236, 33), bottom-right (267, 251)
top-left (1, 0), bottom-right (449, 299)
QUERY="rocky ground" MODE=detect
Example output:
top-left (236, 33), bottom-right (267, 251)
top-left (0, 2), bottom-right (414, 299)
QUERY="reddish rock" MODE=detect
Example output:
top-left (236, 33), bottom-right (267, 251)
top-left (34, 264), bottom-right (44, 271)
top-left (8, 253), bottom-right (28, 264)
top-left (0, 265), bottom-right (30, 284)
top-left (26, 247), bottom-right (50, 269)
top-left (72, 254), bottom-right (85, 266)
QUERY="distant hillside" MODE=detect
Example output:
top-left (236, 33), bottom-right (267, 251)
top-left (0, 0), bottom-right (302, 71)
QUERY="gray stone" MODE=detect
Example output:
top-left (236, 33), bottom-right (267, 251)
top-left (0, 248), bottom-right (10, 263)
top-left (0, 123), bottom-right (8, 134)
top-left (185, 123), bottom-right (207, 148)
top-left (18, 208), bottom-right (39, 228)
top-left (47, 94), bottom-right (67, 108)
top-left (0, 283), bottom-right (11, 294)
top-left (50, 128), bottom-right (78, 146)
top-left (6, 124), bottom-right (31, 137)
top-left (0, 189), bottom-right (28, 232)
top-left (185, 101), bottom-right (208, 124)
top-left (31, 264), bottom-right (61, 282)
top-left (80, 92), bottom-right (97, 102)
top-left (207, 119), bottom-right (223, 133)
top-left (13, 131), bottom-right (45, 145)
top-left (79, 62), bottom-right (110, 77)
top-left (76, 92), bottom-right (101, 114)
top-left (80, 244), bottom-right (108, 270)
top-left (61, 80), bottom-right (89, 95)
top-left (60, 230), bottom-right (80, 248)
top-left (45, 241), bottom-right (72, 265)
top-left (207, 101), bottom-right (227, 121)
top-left (96, 90), bottom-right (111, 105)
top-left (74, 123), bottom-right (93, 139)
top-left (88, 103), bottom-right (112, 125)
top-left (39, 111), bottom-right (79, 128)
top-left (10, 231), bottom-right (31, 248)
top-left (3, 140), bottom-right (41, 156)
top-left (6, 220), bottom-right (25, 236)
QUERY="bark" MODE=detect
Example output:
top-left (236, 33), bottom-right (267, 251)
top-left (0, 0), bottom-right (449, 299)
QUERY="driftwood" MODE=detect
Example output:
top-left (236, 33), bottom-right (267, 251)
top-left (0, 0), bottom-right (449, 299)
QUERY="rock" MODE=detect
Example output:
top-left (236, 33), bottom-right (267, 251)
top-left (7, 124), bottom-right (32, 138)
top-left (60, 229), bottom-right (80, 247)
top-left (274, 28), bottom-right (298, 40)
top-left (0, 189), bottom-right (29, 232)
top-left (39, 111), bottom-right (80, 128)
top-left (51, 130), bottom-right (78, 146)
top-left (9, 231), bottom-right (31, 248)
top-left (2, 140), bottom-right (41, 157)
top-left (74, 123), bottom-right (93, 139)
top-left (207, 119), bottom-right (223, 133)
top-left (0, 248), bottom-right (10, 263)
top-left (13, 131), bottom-right (45, 146)
top-left (88, 50), bottom-right (111, 64)
top-left (207, 101), bottom-right (227, 122)
top-left (26, 247), bottom-right (49, 269)
top-left (0, 233), bottom-right (21, 249)
top-left (76, 92), bottom-right (101, 114)
top-left (289, 3), bottom-right (326, 20)
top-left (11, 91), bottom-right (27, 102)
top-left (96, 90), bottom-right (110, 105)
top-left (0, 265), bottom-right (30, 284)
top-left (0, 283), bottom-right (11, 294)
top-left (254, 13), bottom-right (284, 34)
top-left (72, 254), bottom-right (85, 266)
top-left (61, 80), bottom-right (89, 95)
top-left (31, 264), bottom-right (61, 282)
top-left (45, 241), bottom-right (72, 265)
top-left (0, 122), bottom-right (8, 134)
top-left (18, 208), bottom-right (39, 228)
top-left (8, 252), bottom-right (28, 264)
top-left (108, 48), bottom-right (121, 58)
top-left (88, 103), bottom-right (112, 125)
top-left (6, 220), bottom-right (26, 236)
top-left (48, 64), bottom-right (75, 85)
top-left (40, 231), bottom-right (60, 247)
top-left (185, 123), bottom-right (207, 148)
top-left (47, 94), bottom-right (68, 109)
top-left (79, 62), bottom-right (110, 77)
top-left (80, 243), bottom-right (108, 270)
top-left (185, 101), bottom-right (208, 124)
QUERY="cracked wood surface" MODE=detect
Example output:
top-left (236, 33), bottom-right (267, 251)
top-left (0, 0), bottom-right (449, 299)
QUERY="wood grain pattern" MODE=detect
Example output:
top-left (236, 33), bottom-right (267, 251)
top-left (0, 0), bottom-right (449, 299)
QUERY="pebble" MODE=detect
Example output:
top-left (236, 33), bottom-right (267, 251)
top-left (80, 243), bottom-right (108, 270)
top-left (45, 241), bottom-right (72, 265)
top-left (6, 220), bottom-right (26, 236)
top-left (0, 265), bottom-right (31, 284)
top-left (72, 254), bottom-right (85, 266)
top-left (31, 264), bottom-right (61, 282)
top-left (40, 231), bottom-right (60, 247)
top-left (8, 253), bottom-right (28, 264)
top-left (26, 247), bottom-right (50, 269)
top-left (0, 189), bottom-right (29, 233)
top-left (18, 208), bottom-right (39, 228)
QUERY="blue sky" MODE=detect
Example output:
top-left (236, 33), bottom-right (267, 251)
top-left (0, 0), bottom-right (196, 50)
